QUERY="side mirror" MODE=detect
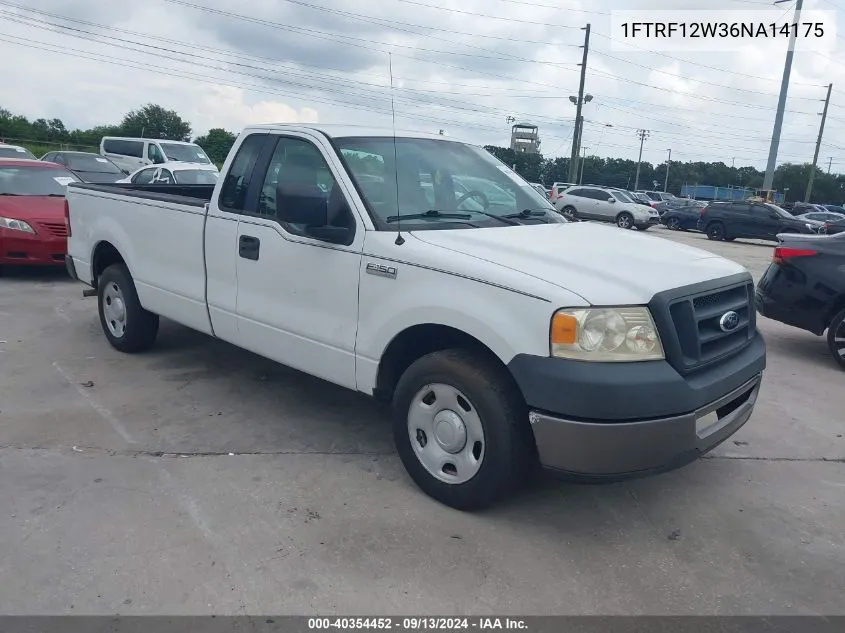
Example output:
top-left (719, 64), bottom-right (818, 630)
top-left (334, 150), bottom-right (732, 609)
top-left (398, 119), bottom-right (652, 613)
top-left (608, 197), bottom-right (616, 203)
top-left (275, 180), bottom-right (351, 245)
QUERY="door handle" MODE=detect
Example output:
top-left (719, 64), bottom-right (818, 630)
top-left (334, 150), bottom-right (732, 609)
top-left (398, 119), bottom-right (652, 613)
top-left (239, 235), bottom-right (260, 260)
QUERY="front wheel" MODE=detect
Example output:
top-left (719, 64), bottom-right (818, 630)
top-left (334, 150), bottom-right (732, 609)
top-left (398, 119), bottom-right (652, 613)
top-left (666, 217), bottom-right (681, 230)
top-left (561, 205), bottom-right (577, 220)
top-left (392, 349), bottom-right (535, 510)
top-left (706, 222), bottom-right (725, 241)
top-left (826, 308), bottom-right (845, 370)
top-left (98, 264), bottom-right (159, 353)
top-left (616, 212), bottom-right (634, 229)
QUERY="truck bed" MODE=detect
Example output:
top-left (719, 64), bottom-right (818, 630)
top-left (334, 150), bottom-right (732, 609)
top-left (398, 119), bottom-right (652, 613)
top-left (66, 181), bottom-right (216, 337)
top-left (69, 183), bottom-right (216, 207)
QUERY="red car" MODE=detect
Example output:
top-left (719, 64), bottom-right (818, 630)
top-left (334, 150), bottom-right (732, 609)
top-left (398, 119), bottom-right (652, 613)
top-left (0, 158), bottom-right (80, 270)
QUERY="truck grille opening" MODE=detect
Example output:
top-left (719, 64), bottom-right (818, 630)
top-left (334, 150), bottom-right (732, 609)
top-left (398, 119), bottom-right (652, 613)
top-left (666, 281), bottom-right (755, 372)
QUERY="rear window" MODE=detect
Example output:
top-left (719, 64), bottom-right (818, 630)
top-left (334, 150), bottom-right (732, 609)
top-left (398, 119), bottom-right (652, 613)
top-left (0, 146), bottom-right (36, 159)
top-left (65, 153), bottom-right (122, 173)
top-left (0, 166), bottom-right (80, 195)
top-left (103, 139), bottom-right (144, 158)
top-left (175, 169), bottom-right (219, 185)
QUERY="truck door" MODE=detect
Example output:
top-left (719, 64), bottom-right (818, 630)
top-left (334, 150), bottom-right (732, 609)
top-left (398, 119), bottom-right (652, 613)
top-left (233, 133), bottom-right (363, 389)
top-left (206, 132), bottom-right (272, 343)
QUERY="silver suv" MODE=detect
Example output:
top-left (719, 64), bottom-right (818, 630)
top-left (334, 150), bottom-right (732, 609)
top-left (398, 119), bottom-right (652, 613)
top-left (555, 185), bottom-right (660, 230)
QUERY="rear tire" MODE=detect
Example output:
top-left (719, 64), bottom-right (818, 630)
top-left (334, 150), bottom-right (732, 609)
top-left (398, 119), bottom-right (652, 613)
top-left (706, 222), bottom-right (726, 241)
top-left (666, 217), bottom-right (681, 231)
top-left (562, 205), bottom-right (577, 220)
top-left (98, 264), bottom-right (159, 353)
top-left (392, 348), bottom-right (535, 511)
top-left (616, 212), bottom-right (634, 229)
top-left (826, 308), bottom-right (845, 370)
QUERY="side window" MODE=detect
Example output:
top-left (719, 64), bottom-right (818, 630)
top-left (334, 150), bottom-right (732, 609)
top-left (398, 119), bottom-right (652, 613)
top-left (153, 168), bottom-right (174, 184)
top-left (132, 168), bottom-right (156, 184)
top-left (566, 188), bottom-right (586, 198)
top-left (148, 144), bottom-right (165, 164)
top-left (749, 204), bottom-right (770, 216)
top-left (257, 136), bottom-right (351, 237)
top-left (219, 134), bottom-right (268, 211)
top-left (730, 203), bottom-right (751, 213)
top-left (583, 189), bottom-right (605, 200)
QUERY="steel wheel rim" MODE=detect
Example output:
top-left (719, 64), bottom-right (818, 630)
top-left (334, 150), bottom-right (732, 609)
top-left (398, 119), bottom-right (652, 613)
top-left (617, 214), bottom-right (631, 228)
top-left (103, 281), bottom-right (127, 338)
top-left (407, 383), bottom-right (485, 485)
top-left (834, 320), bottom-right (845, 358)
top-left (709, 226), bottom-right (722, 239)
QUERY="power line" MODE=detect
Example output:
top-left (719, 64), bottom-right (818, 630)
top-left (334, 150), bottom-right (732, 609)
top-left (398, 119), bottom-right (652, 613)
top-left (0, 10), bottom-right (580, 126)
top-left (0, 32), bottom-right (512, 134)
top-left (590, 50), bottom-right (826, 100)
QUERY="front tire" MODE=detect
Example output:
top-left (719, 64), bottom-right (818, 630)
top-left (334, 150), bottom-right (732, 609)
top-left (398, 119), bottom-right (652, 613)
top-left (826, 308), bottom-right (845, 370)
top-left (562, 205), bottom-right (577, 220)
top-left (392, 348), bottom-right (535, 510)
top-left (98, 264), bottom-right (159, 353)
top-left (706, 222), bottom-right (726, 241)
top-left (616, 212), bottom-right (634, 229)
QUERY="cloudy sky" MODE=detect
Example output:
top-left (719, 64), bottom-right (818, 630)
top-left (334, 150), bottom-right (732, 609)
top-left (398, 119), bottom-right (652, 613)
top-left (0, 0), bottom-right (843, 171)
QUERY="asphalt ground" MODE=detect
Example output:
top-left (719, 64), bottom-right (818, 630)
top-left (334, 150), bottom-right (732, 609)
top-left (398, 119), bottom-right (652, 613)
top-left (0, 225), bottom-right (842, 615)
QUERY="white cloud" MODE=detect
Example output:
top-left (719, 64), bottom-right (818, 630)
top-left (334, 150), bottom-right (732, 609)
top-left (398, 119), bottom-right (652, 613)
top-left (0, 0), bottom-right (842, 172)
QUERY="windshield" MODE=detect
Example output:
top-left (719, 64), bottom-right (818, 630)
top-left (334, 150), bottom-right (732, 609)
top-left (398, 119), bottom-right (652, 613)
top-left (160, 143), bottom-right (211, 165)
top-left (765, 203), bottom-right (794, 219)
top-left (334, 137), bottom-right (560, 229)
top-left (612, 191), bottom-right (635, 203)
top-left (0, 146), bottom-right (36, 159)
top-left (0, 166), bottom-right (80, 195)
top-left (176, 169), bottom-right (219, 184)
top-left (65, 153), bottom-right (122, 173)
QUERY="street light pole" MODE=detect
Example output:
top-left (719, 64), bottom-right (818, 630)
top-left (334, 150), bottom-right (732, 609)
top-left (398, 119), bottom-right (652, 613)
top-left (664, 148), bottom-right (672, 193)
top-left (763, 0), bottom-right (803, 191)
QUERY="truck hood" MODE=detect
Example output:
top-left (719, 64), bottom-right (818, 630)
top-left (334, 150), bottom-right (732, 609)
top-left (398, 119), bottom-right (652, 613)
top-left (411, 222), bottom-right (748, 305)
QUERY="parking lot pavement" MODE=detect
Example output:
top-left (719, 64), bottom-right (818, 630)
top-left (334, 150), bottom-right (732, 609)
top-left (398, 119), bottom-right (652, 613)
top-left (1, 231), bottom-right (843, 616)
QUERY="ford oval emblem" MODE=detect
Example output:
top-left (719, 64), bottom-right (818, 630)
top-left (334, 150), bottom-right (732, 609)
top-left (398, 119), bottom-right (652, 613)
top-left (719, 310), bottom-right (740, 332)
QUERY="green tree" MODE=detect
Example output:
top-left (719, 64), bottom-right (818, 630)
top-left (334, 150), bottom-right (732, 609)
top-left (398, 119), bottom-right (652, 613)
top-left (194, 128), bottom-right (237, 164)
top-left (119, 103), bottom-right (192, 141)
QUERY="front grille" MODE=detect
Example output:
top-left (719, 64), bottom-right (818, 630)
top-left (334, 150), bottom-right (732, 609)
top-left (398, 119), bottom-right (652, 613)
top-left (656, 279), bottom-right (756, 374)
top-left (38, 221), bottom-right (68, 237)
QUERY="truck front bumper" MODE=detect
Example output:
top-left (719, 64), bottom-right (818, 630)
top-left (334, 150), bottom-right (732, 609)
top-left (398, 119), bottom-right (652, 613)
top-left (508, 334), bottom-right (766, 480)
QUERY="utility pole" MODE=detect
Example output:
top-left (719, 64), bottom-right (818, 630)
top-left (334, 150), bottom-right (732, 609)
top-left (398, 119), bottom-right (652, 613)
top-left (763, 0), bottom-right (803, 191)
top-left (578, 146), bottom-right (590, 184)
top-left (828, 157), bottom-right (833, 174)
top-left (805, 82), bottom-right (833, 202)
top-left (568, 24), bottom-right (591, 182)
top-left (634, 129), bottom-right (649, 191)
top-left (664, 148), bottom-right (672, 193)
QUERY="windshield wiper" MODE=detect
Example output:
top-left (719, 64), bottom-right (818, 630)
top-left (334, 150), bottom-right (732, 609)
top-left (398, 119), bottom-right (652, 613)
top-left (503, 209), bottom-right (550, 220)
top-left (385, 210), bottom-right (473, 223)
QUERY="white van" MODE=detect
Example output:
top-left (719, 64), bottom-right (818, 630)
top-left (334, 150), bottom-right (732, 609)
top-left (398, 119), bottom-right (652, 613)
top-left (99, 137), bottom-right (217, 174)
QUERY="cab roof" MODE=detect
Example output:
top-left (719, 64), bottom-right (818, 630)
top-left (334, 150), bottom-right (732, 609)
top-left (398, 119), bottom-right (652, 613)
top-left (242, 123), bottom-right (473, 144)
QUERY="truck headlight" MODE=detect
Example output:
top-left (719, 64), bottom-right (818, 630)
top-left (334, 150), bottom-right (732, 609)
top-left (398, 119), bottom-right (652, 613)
top-left (0, 217), bottom-right (35, 233)
top-left (550, 307), bottom-right (664, 361)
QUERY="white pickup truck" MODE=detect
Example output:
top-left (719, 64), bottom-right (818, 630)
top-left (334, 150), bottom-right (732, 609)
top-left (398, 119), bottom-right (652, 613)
top-left (65, 124), bottom-right (766, 510)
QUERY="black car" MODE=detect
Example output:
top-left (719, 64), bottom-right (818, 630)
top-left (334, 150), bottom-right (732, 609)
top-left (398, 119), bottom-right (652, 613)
top-left (698, 200), bottom-right (822, 242)
top-left (658, 199), bottom-right (707, 230)
top-left (756, 231), bottom-right (845, 369)
top-left (40, 151), bottom-right (126, 183)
